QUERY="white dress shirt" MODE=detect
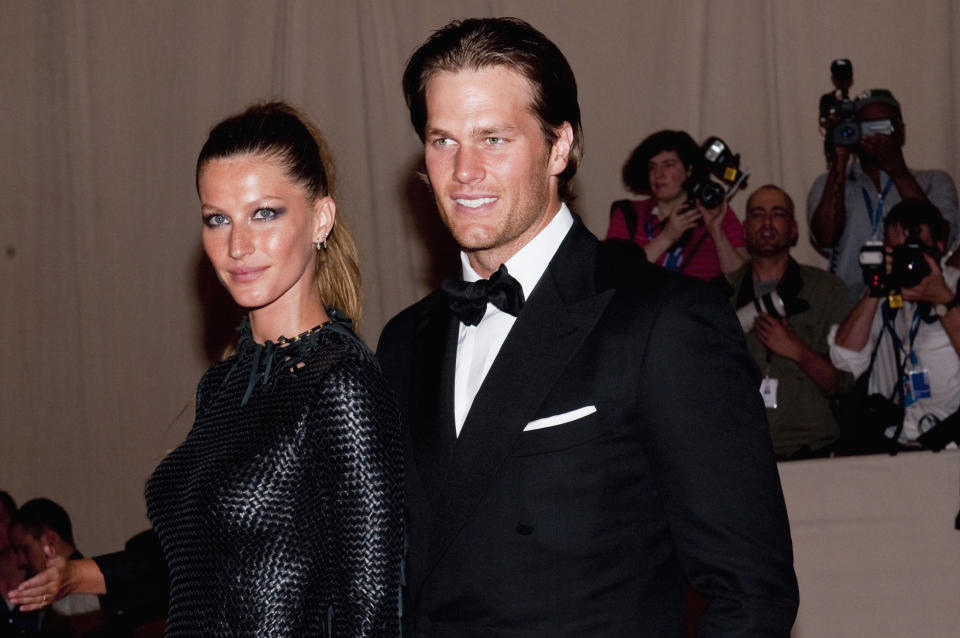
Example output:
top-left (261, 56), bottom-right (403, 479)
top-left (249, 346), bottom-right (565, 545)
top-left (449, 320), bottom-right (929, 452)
top-left (453, 204), bottom-right (574, 435)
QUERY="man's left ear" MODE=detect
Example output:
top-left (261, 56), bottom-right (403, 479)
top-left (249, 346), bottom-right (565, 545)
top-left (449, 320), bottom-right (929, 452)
top-left (312, 196), bottom-right (337, 246)
top-left (548, 122), bottom-right (574, 177)
top-left (40, 529), bottom-right (58, 549)
top-left (790, 220), bottom-right (799, 247)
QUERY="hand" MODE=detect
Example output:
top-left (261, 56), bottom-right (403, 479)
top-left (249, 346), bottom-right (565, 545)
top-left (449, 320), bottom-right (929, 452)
top-left (833, 145), bottom-right (851, 166)
top-left (754, 313), bottom-right (805, 361)
top-left (7, 545), bottom-right (72, 611)
top-left (697, 200), bottom-right (727, 236)
top-left (860, 132), bottom-right (907, 177)
top-left (660, 205), bottom-right (701, 243)
top-left (900, 254), bottom-right (954, 305)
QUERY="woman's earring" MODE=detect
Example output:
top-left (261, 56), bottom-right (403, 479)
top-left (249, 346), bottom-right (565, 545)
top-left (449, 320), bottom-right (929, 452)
top-left (314, 235), bottom-right (327, 251)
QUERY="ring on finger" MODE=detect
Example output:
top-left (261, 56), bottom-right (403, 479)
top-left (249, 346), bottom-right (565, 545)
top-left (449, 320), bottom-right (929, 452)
top-left (42, 594), bottom-right (47, 604)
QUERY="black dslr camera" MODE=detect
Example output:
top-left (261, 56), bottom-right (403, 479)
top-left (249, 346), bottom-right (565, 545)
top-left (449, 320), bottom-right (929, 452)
top-left (682, 137), bottom-right (748, 209)
top-left (860, 225), bottom-right (934, 296)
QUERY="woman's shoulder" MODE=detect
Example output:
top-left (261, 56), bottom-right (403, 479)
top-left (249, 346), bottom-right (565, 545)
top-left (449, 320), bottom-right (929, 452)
top-left (301, 327), bottom-right (395, 402)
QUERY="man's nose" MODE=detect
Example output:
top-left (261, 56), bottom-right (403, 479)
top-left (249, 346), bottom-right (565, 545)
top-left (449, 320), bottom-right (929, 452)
top-left (454, 146), bottom-right (484, 184)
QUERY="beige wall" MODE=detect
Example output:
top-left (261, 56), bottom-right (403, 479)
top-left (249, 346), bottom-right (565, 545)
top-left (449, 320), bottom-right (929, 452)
top-left (1, 0), bottom-right (958, 567)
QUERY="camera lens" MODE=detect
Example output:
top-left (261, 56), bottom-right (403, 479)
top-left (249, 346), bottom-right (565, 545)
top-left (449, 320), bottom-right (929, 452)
top-left (698, 182), bottom-right (725, 209)
top-left (891, 244), bottom-right (931, 289)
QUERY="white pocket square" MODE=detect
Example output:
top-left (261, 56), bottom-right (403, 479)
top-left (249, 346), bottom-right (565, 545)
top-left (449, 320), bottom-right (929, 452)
top-left (523, 405), bottom-right (597, 431)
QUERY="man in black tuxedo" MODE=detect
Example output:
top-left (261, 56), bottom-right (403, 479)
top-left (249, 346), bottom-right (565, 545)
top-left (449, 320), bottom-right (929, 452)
top-left (378, 17), bottom-right (798, 636)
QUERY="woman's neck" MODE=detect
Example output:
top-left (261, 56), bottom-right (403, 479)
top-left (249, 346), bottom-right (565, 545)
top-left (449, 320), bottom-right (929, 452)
top-left (656, 193), bottom-right (688, 218)
top-left (248, 291), bottom-right (330, 344)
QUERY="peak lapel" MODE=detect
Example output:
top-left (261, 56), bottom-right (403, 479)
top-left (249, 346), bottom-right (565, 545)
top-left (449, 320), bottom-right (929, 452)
top-left (408, 295), bottom-right (459, 513)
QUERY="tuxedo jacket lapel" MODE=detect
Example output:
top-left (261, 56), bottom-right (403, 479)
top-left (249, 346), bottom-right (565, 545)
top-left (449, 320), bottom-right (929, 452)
top-left (407, 293), bottom-right (459, 513)
top-left (419, 220), bottom-right (613, 587)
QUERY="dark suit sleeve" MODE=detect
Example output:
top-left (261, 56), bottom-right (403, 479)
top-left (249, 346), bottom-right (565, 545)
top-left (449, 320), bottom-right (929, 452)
top-left (93, 529), bottom-right (168, 622)
top-left (638, 279), bottom-right (799, 636)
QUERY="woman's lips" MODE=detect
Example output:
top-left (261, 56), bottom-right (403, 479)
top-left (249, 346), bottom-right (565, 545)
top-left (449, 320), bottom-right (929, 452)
top-left (229, 267), bottom-right (268, 282)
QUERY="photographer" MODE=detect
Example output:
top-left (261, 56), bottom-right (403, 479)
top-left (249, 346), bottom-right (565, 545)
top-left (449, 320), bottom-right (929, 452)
top-left (830, 200), bottom-right (960, 446)
top-left (726, 185), bottom-right (852, 459)
top-left (808, 89), bottom-right (959, 305)
top-left (608, 130), bottom-right (748, 280)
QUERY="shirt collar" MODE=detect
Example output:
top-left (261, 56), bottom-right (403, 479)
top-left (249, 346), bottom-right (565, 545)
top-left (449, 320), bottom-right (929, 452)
top-left (848, 158), bottom-right (892, 187)
top-left (460, 203), bottom-right (574, 300)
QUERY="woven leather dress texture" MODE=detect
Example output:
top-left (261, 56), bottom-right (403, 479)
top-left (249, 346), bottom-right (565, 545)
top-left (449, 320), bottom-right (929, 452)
top-left (145, 321), bottom-right (402, 637)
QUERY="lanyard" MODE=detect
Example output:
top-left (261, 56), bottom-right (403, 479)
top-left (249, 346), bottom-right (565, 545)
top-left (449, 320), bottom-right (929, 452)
top-left (883, 303), bottom-right (922, 368)
top-left (648, 205), bottom-right (685, 271)
top-left (861, 176), bottom-right (895, 239)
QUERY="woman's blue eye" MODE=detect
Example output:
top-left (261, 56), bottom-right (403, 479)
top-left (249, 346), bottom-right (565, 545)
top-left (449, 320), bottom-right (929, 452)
top-left (253, 207), bottom-right (281, 221)
top-left (203, 213), bottom-right (228, 228)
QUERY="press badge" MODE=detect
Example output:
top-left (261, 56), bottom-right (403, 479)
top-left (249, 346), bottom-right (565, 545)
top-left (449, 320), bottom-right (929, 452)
top-left (760, 377), bottom-right (779, 409)
top-left (902, 369), bottom-right (932, 407)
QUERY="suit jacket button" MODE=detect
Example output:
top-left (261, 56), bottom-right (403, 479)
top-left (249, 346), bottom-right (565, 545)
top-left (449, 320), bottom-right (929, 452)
top-left (515, 522), bottom-right (534, 535)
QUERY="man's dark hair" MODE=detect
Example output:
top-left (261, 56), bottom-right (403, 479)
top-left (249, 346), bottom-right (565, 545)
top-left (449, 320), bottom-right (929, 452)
top-left (402, 17), bottom-right (583, 201)
top-left (854, 88), bottom-right (902, 121)
top-left (15, 498), bottom-right (74, 546)
top-left (884, 199), bottom-right (948, 246)
top-left (0, 491), bottom-right (15, 516)
top-left (621, 130), bottom-right (706, 196)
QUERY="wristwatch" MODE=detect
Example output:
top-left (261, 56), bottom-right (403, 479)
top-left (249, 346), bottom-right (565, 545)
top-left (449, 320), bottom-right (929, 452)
top-left (934, 293), bottom-right (960, 317)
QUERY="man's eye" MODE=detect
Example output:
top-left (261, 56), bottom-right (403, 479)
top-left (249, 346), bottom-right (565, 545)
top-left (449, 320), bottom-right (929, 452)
top-left (253, 207), bottom-right (281, 221)
top-left (203, 214), bottom-right (228, 228)
top-left (486, 137), bottom-right (505, 145)
top-left (432, 137), bottom-right (454, 147)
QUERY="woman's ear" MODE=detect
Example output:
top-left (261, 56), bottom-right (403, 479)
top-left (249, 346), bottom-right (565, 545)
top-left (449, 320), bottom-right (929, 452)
top-left (313, 196), bottom-right (337, 245)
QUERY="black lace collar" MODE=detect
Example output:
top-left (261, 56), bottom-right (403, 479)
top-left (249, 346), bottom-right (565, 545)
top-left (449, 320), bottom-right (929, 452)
top-left (230, 308), bottom-right (357, 406)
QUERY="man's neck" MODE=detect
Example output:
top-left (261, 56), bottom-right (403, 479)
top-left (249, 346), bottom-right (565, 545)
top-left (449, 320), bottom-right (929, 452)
top-left (465, 200), bottom-right (564, 279)
top-left (751, 253), bottom-right (790, 282)
top-left (858, 155), bottom-right (884, 190)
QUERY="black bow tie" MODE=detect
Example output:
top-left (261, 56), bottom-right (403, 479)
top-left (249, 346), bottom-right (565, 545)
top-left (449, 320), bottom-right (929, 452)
top-left (441, 264), bottom-right (525, 326)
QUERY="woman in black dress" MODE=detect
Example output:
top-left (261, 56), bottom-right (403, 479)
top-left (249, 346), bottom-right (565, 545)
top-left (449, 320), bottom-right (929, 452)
top-left (9, 102), bottom-right (403, 637)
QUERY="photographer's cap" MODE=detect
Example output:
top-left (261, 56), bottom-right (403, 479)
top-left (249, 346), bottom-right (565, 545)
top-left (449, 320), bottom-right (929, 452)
top-left (854, 89), bottom-right (902, 119)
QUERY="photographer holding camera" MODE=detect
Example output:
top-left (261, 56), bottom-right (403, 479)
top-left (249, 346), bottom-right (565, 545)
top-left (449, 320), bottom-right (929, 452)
top-left (609, 130), bottom-right (748, 280)
top-left (808, 88), bottom-right (959, 305)
top-left (830, 200), bottom-right (960, 447)
top-left (725, 185), bottom-right (853, 459)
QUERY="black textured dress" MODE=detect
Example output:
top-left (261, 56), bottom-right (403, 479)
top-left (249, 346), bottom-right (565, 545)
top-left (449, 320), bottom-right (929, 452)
top-left (145, 317), bottom-right (402, 637)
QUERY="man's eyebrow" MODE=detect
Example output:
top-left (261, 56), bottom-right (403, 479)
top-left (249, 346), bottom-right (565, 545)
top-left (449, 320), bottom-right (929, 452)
top-left (424, 125), bottom-right (450, 138)
top-left (747, 205), bottom-right (790, 213)
top-left (472, 123), bottom-right (520, 136)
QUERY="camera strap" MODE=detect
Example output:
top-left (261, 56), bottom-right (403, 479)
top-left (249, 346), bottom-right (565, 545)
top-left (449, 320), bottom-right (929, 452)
top-left (861, 176), bottom-right (895, 239)
top-left (610, 199), bottom-right (640, 241)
